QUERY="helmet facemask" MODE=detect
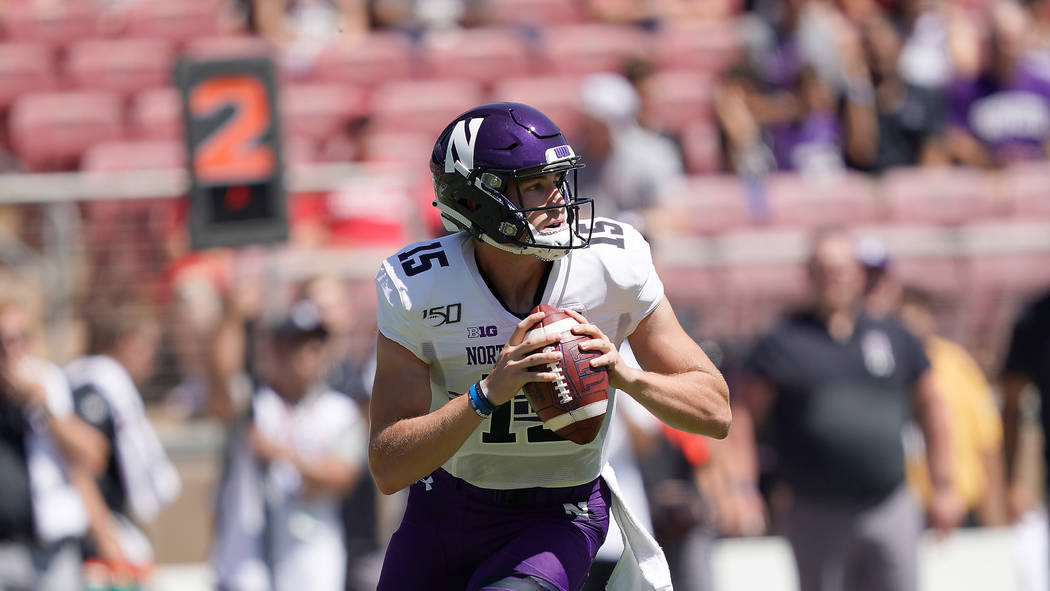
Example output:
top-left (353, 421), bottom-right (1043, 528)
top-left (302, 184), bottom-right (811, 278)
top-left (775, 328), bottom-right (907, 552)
top-left (436, 158), bottom-right (595, 261)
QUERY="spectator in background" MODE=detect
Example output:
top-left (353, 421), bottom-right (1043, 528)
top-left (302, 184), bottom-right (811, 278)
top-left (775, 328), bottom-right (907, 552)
top-left (1000, 287), bottom-right (1050, 535)
top-left (897, 287), bottom-right (1007, 527)
top-left (575, 72), bottom-right (685, 233)
top-left (65, 293), bottom-right (181, 577)
top-left (295, 275), bottom-right (382, 591)
top-left (731, 228), bottom-right (962, 591)
top-left (236, 0), bottom-right (369, 46)
top-left (211, 300), bottom-right (367, 591)
top-left (371, 0), bottom-right (486, 34)
top-left (842, 13), bottom-right (949, 172)
top-left (0, 295), bottom-right (106, 591)
top-left (767, 64), bottom-right (845, 174)
top-left (947, 0), bottom-right (1050, 167)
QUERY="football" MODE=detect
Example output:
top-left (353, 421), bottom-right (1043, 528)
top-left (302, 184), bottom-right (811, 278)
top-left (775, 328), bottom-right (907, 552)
top-left (522, 304), bottom-right (609, 445)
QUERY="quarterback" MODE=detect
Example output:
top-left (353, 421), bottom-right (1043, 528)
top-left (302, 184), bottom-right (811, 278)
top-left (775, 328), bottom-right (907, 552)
top-left (369, 103), bottom-right (731, 591)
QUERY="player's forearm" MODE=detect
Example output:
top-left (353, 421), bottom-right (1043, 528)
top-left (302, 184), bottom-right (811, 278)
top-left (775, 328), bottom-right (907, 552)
top-left (369, 395), bottom-right (482, 494)
top-left (618, 367), bottom-right (731, 438)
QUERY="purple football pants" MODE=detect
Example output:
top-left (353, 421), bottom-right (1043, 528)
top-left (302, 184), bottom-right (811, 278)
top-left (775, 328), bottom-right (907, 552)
top-left (377, 468), bottom-right (610, 591)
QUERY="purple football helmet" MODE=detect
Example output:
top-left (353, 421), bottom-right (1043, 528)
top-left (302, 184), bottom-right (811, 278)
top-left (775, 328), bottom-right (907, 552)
top-left (430, 102), bottom-right (593, 261)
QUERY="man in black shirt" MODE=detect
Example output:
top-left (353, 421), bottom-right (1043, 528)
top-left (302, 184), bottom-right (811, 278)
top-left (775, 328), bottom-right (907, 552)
top-left (731, 228), bottom-right (961, 591)
top-left (1001, 290), bottom-right (1050, 544)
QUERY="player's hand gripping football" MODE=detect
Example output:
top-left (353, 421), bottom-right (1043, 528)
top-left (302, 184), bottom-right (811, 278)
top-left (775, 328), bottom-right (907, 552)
top-left (480, 311), bottom-right (565, 406)
top-left (562, 309), bottom-right (639, 391)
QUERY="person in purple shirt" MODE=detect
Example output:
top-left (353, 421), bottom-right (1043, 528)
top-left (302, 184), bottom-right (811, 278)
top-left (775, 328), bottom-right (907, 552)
top-left (947, 0), bottom-right (1050, 167)
top-left (767, 66), bottom-right (845, 173)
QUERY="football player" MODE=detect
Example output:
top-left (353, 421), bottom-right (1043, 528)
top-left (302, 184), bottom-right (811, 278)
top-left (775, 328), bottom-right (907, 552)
top-left (369, 103), bottom-right (731, 591)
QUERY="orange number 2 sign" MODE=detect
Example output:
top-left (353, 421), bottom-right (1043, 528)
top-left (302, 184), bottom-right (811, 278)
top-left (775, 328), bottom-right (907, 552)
top-left (190, 76), bottom-right (276, 184)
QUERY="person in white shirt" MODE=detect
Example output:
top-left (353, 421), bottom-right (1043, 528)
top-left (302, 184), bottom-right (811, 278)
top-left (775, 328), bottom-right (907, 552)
top-left (211, 300), bottom-right (367, 591)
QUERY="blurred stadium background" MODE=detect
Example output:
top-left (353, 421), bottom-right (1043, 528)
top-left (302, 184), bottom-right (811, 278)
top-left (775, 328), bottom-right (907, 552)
top-left (1, 0), bottom-right (1049, 589)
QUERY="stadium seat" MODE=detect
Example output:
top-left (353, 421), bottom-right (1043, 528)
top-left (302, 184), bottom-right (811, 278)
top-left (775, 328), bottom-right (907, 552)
top-left (129, 87), bottom-right (182, 141)
top-left (0, 2), bottom-right (107, 46)
top-left (312, 33), bottom-right (418, 87)
top-left (359, 129), bottom-right (434, 168)
top-left (1001, 161), bottom-right (1050, 218)
top-left (370, 79), bottom-right (484, 137)
top-left (420, 28), bottom-right (533, 86)
top-left (679, 118), bottom-right (722, 174)
top-left (81, 139), bottom-right (184, 172)
top-left (489, 75), bottom-right (584, 139)
top-left (10, 91), bottom-right (124, 171)
top-left (541, 24), bottom-right (647, 76)
top-left (182, 35), bottom-right (278, 61)
top-left (63, 38), bottom-right (176, 97)
top-left (0, 42), bottom-right (58, 110)
top-left (280, 83), bottom-right (368, 144)
top-left (483, 0), bottom-right (586, 26)
top-left (650, 22), bottom-right (742, 74)
top-left (643, 69), bottom-right (714, 134)
top-left (764, 171), bottom-right (882, 227)
top-left (123, 0), bottom-right (222, 45)
top-left (663, 175), bottom-right (757, 234)
top-left (881, 166), bottom-right (1008, 225)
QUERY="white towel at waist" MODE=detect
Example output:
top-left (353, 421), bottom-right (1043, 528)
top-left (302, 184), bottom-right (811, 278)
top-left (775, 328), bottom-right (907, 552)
top-left (602, 462), bottom-right (673, 591)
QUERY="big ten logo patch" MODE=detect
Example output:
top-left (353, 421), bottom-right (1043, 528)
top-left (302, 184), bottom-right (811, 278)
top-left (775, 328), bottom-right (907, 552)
top-left (467, 325), bottom-right (498, 339)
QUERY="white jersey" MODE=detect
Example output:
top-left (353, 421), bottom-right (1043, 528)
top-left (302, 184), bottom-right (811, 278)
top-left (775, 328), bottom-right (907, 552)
top-left (375, 218), bottom-right (663, 489)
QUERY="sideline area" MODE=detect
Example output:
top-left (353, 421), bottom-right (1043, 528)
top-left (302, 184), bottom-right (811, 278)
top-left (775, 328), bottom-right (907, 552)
top-left (150, 518), bottom-right (1046, 591)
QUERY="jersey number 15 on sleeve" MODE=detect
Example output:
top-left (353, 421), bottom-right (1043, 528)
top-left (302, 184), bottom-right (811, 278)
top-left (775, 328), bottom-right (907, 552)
top-left (398, 242), bottom-right (449, 277)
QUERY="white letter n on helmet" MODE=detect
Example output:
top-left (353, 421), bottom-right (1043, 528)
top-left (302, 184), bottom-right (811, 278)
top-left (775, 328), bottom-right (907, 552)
top-left (445, 117), bottom-right (484, 177)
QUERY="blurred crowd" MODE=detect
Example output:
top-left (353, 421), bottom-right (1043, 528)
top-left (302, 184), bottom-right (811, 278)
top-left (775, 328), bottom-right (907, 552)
top-left (0, 0), bottom-right (1050, 590)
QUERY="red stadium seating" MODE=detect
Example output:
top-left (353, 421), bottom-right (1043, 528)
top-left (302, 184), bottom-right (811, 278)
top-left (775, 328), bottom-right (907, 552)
top-left (483, 0), bottom-right (586, 26)
top-left (10, 91), bottom-right (124, 171)
top-left (650, 22), bottom-right (742, 74)
top-left (666, 175), bottom-right (756, 234)
top-left (679, 118), bottom-right (722, 174)
top-left (764, 172), bottom-right (882, 227)
top-left (881, 166), bottom-right (1008, 224)
top-left (0, 43), bottom-right (58, 110)
top-left (129, 87), bottom-right (182, 141)
top-left (81, 139), bottom-right (184, 172)
top-left (0, 2), bottom-right (107, 46)
top-left (359, 130), bottom-right (434, 167)
top-left (370, 79), bottom-right (484, 137)
top-left (642, 69), bottom-right (714, 134)
top-left (489, 75), bottom-right (584, 139)
top-left (420, 28), bottom-right (533, 86)
top-left (63, 38), bottom-right (176, 96)
top-left (123, 0), bottom-right (222, 45)
top-left (182, 35), bottom-right (278, 61)
top-left (1001, 161), bottom-right (1050, 218)
top-left (541, 24), bottom-right (647, 76)
top-left (312, 33), bottom-right (417, 87)
top-left (280, 83), bottom-right (368, 143)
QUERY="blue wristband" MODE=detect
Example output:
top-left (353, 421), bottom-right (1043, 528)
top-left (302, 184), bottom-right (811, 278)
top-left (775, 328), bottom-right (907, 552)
top-left (468, 382), bottom-right (494, 417)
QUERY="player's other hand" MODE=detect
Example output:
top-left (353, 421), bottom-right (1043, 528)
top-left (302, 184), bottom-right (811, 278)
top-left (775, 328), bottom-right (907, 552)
top-left (563, 309), bottom-right (638, 391)
top-left (481, 311), bottom-right (564, 407)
